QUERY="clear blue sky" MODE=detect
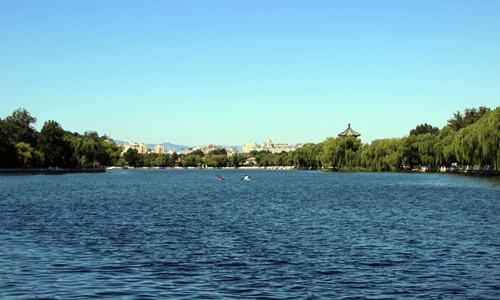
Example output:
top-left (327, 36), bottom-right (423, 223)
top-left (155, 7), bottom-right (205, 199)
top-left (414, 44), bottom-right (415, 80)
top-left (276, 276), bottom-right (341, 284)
top-left (1, 0), bottom-right (499, 147)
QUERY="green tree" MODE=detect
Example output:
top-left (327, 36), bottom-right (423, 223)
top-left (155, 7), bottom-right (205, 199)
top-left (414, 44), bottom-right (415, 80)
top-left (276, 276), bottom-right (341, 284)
top-left (163, 153), bottom-right (172, 167)
top-left (210, 154), bottom-right (228, 168)
top-left (451, 107), bottom-right (500, 168)
top-left (360, 138), bottom-right (401, 171)
top-left (37, 120), bottom-right (71, 168)
top-left (116, 158), bottom-right (126, 167)
top-left (15, 142), bottom-right (43, 168)
top-left (171, 152), bottom-right (179, 166)
top-left (410, 123), bottom-right (439, 136)
top-left (228, 153), bottom-right (244, 167)
top-left (447, 106), bottom-right (490, 131)
top-left (183, 154), bottom-right (199, 167)
top-left (208, 148), bottom-right (227, 156)
top-left (434, 126), bottom-right (457, 166)
top-left (280, 151), bottom-right (293, 166)
top-left (191, 149), bottom-right (205, 157)
top-left (293, 143), bottom-right (321, 168)
top-left (154, 156), bottom-right (163, 167)
top-left (5, 108), bottom-right (39, 147)
top-left (103, 141), bottom-right (123, 166)
top-left (250, 150), bottom-right (270, 161)
top-left (0, 108), bottom-right (39, 167)
top-left (0, 118), bottom-right (18, 167)
top-left (399, 136), bottom-right (419, 168)
top-left (416, 133), bottom-right (438, 168)
top-left (123, 148), bottom-right (140, 167)
top-left (258, 154), bottom-right (270, 167)
top-left (317, 136), bottom-right (361, 169)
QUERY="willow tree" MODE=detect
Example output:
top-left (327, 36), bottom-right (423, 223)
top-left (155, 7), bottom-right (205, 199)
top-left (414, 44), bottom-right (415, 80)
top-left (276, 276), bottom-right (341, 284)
top-left (317, 137), bottom-right (341, 169)
top-left (293, 143), bottom-right (322, 168)
top-left (337, 136), bottom-right (362, 168)
top-left (361, 138), bottom-right (401, 171)
top-left (317, 136), bottom-right (361, 169)
top-left (205, 154), bottom-right (227, 168)
top-left (416, 133), bottom-right (438, 168)
top-left (398, 136), bottom-right (420, 168)
top-left (453, 107), bottom-right (500, 168)
top-left (280, 151), bottom-right (294, 166)
top-left (476, 107), bottom-right (500, 169)
top-left (453, 123), bottom-right (481, 166)
top-left (15, 142), bottom-right (43, 168)
top-left (182, 154), bottom-right (198, 167)
top-left (434, 126), bottom-right (457, 166)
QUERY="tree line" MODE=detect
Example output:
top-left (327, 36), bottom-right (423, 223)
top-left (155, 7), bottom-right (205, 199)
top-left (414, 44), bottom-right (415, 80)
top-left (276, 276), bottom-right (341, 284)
top-left (126, 106), bottom-right (499, 171)
top-left (2, 106), bottom-right (499, 171)
top-left (0, 108), bottom-right (122, 169)
top-left (119, 147), bottom-right (249, 168)
top-left (281, 106), bottom-right (499, 171)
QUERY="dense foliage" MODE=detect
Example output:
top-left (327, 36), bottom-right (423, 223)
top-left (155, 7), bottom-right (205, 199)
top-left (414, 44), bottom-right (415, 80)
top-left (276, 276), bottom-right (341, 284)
top-left (283, 106), bottom-right (499, 171)
top-left (447, 107), bottom-right (490, 131)
top-left (3, 106), bottom-right (499, 171)
top-left (409, 123), bottom-right (439, 136)
top-left (0, 108), bottom-right (122, 169)
top-left (114, 148), bottom-right (248, 168)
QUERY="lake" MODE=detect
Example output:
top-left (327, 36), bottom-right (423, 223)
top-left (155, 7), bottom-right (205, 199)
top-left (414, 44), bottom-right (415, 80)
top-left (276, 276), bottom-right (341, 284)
top-left (1, 169), bottom-right (500, 299)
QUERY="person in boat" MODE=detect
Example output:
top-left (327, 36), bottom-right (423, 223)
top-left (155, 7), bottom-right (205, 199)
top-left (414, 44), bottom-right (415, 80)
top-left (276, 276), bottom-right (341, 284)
top-left (244, 175), bottom-right (250, 180)
top-left (218, 175), bottom-right (222, 180)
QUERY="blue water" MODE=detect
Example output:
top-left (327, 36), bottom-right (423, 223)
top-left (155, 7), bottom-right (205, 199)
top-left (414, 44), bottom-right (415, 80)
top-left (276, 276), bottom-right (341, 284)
top-left (1, 170), bottom-right (500, 299)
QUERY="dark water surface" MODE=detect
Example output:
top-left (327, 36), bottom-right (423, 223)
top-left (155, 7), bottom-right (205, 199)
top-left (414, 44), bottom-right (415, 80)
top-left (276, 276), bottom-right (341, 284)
top-left (1, 170), bottom-right (500, 299)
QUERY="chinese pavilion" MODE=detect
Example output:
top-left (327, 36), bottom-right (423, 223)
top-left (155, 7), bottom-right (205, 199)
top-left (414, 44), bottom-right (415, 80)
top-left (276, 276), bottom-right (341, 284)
top-left (338, 123), bottom-right (360, 138)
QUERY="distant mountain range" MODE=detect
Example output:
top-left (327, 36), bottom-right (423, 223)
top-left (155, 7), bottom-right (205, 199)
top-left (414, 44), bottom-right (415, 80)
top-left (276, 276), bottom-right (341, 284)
top-left (113, 140), bottom-right (242, 152)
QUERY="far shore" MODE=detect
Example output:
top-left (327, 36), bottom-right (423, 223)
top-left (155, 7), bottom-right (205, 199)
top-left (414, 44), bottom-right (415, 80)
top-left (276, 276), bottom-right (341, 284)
top-left (104, 166), bottom-right (500, 175)
top-left (106, 166), bottom-right (296, 170)
top-left (0, 168), bottom-right (106, 174)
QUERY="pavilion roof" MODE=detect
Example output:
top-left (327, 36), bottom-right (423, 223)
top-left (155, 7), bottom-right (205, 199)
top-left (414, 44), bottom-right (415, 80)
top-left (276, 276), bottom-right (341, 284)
top-left (338, 123), bottom-right (360, 137)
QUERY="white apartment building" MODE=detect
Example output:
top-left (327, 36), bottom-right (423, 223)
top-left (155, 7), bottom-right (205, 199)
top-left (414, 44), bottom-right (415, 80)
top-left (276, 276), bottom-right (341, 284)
top-left (123, 142), bottom-right (139, 153)
top-left (242, 143), bottom-right (262, 153)
top-left (183, 145), bottom-right (237, 156)
top-left (179, 148), bottom-right (193, 155)
top-left (242, 139), bottom-right (299, 154)
top-left (263, 139), bottom-right (273, 148)
top-left (193, 144), bottom-right (224, 155)
top-left (225, 147), bottom-right (239, 156)
top-left (192, 146), bottom-right (207, 154)
top-left (123, 142), bottom-right (148, 154)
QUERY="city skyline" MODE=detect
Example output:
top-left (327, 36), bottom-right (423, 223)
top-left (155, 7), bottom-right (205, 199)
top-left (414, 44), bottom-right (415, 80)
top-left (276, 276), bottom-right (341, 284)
top-left (113, 138), bottom-right (307, 154)
top-left (1, 1), bottom-right (499, 146)
top-left (110, 122), bottom-right (357, 150)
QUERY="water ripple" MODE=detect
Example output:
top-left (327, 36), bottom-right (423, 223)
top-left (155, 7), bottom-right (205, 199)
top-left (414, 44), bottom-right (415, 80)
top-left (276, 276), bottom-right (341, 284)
top-left (1, 171), bottom-right (500, 299)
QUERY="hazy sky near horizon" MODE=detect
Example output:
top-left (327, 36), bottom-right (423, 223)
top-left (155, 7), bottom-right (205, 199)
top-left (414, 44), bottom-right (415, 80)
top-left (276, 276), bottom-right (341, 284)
top-left (1, 0), bottom-right (499, 147)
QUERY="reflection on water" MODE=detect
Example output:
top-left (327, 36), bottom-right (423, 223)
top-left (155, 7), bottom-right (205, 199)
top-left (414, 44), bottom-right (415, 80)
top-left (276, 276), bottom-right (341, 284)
top-left (1, 170), bottom-right (500, 299)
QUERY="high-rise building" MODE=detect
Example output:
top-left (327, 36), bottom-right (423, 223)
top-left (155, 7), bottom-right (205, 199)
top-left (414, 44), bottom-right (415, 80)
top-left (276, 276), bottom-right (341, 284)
top-left (155, 145), bottom-right (166, 153)
top-left (138, 143), bottom-right (148, 154)
top-left (122, 142), bottom-right (148, 154)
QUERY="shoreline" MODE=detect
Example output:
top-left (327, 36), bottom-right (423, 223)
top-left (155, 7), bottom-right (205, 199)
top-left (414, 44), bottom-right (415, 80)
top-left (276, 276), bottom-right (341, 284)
top-left (106, 166), bottom-right (268, 170)
top-left (2, 166), bottom-right (497, 176)
top-left (0, 168), bottom-right (106, 174)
